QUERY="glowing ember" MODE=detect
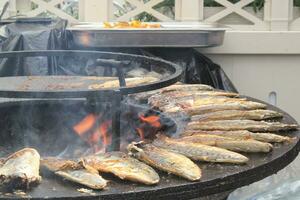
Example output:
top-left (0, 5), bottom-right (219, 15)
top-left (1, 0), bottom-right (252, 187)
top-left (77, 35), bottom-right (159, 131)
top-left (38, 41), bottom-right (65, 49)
top-left (139, 114), bottom-right (161, 128)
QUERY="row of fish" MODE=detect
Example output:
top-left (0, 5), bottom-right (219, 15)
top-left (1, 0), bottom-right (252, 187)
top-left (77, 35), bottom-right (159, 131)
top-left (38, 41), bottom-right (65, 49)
top-left (0, 127), bottom-right (295, 191)
top-left (133, 83), bottom-right (298, 132)
top-left (0, 145), bottom-right (200, 191)
top-left (131, 84), bottom-right (298, 180)
top-left (0, 84), bottom-right (298, 192)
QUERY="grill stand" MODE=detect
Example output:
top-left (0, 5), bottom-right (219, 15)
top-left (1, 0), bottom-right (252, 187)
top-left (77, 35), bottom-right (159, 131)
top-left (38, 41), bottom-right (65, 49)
top-left (108, 90), bottom-right (121, 151)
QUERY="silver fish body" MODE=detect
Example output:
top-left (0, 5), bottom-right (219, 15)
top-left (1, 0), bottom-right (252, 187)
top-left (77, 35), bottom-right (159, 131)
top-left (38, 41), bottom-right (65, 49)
top-left (187, 120), bottom-right (298, 132)
top-left (184, 101), bottom-right (267, 115)
top-left (162, 91), bottom-right (239, 98)
top-left (160, 84), bottom-right (214, 93)
top-left (149, 95), bottom-right (246, 109)
top-left (178, 134), bottom-right (273, 153)
top-left (181, 130), bottom-right (293, 143)
top-left (152, 134), bottom-right (249, 164)
top-left (191, 109), bottom-right (283, 121)
top-left (82, 151), bottom-right (160, 185)
top-left (127, 142), bottom-right (201, 181)
top-left (41, 157), bottom-right (107, 190)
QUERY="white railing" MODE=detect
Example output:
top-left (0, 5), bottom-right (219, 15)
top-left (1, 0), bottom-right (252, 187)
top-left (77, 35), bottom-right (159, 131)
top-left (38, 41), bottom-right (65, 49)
top-left (1, 0), bottom-right (299, 31)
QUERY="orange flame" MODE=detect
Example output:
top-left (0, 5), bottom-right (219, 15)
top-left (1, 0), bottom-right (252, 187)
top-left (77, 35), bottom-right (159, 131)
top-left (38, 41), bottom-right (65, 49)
top-left (73, 114), bottom-right (97, 136)
top-left (139, 114), bottom-right (161, 128)
top-left (73, 114), bottom-right (112, 152)
top-left (135, 128), bottom-right (145, 140)
top-left (99, 120), bottom-right (112, 146)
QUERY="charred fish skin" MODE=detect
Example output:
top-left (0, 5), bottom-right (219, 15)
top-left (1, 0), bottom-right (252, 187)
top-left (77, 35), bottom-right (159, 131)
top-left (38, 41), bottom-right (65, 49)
top-left (41, 157), bottom-right (107, 190)
top-left (181, 130), bottom-right (293, 143)
top-left (191, 110), bottom-right (283, 121)
top-left (178, 134), bottom-right (273, 153)
top-left (127, 142), bottom-right (201, 181)
top-left (0, 148), bottom-right (41, 190)
top-left (152, 134), bottom-right (249, 164)
top-left (187, 120), bottom-right (299, 132)
top-left (83, 151), bottom-right (160, 185)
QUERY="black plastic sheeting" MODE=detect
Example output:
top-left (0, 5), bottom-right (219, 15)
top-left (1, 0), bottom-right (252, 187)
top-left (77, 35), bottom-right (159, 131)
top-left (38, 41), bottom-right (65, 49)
top-left (0, 19), bottom-right (237, 93)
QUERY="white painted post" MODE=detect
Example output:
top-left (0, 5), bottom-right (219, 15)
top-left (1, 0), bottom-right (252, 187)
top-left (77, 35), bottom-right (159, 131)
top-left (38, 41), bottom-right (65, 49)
top-left (79, 0), bottom-right (113, 22)
top-left (175, 0), bottom-right (203, 21)
top-left (15, 0), bottom-right (31, 15)
top-left (269, 0), bottom-right (293, 31)
top-left (8, 0), bottom-right (17, 17)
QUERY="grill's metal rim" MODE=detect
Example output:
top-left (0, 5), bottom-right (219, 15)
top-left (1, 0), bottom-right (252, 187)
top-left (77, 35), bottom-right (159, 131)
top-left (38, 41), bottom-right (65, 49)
top-left (0, 97), bottom-right (298, 200)
top-left (0, 50), bottom-right (183, 98)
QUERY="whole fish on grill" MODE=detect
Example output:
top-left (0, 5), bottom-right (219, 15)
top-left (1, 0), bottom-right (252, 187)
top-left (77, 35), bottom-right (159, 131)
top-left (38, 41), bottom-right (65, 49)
top-left (127, 142), bottom-right (201, 181)
top-left (152, 134), bottom-right (248, 164)
top-left (160, 84), bottom-right (214, 93)
top-left (162, 90), bottom-right (239, 98)
top-left (82, 151), bottom-right (159, 185)
top-left (181, 130), bottom-right (293, 143)
top-left (132, 83), bottom-right (217, 101)
top-left (0, 148), bottom-right (41, 190)
top-left (160, 101), bottom-right (267, 114)
top-left (191, 109), bottom-right (283, 121)
top-left (41, 157), bottom-right (107, 190)
top-left (134, 90), bottom-right (239, 102)
top-left (185, 102), bottom-right (267, 115)
top-left (186, 120), bottom-right (299, 132)
top-left (149, 95), bottom-right (247, 108)
top-left (88, 77), bottom-right (158, 90)
top-left (178, 134), bottom-right (273, 153)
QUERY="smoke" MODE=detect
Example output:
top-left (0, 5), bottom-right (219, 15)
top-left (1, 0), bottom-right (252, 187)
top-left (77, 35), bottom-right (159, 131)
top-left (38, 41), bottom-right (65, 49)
top-left (0, 53), bottom-right (180, 158)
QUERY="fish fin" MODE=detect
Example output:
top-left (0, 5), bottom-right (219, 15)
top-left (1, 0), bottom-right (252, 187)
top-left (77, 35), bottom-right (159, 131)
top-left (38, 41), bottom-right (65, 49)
top-left (127, 142), bottom-right (144, 156)
top-left (78, 159), bottom-right (99, 175)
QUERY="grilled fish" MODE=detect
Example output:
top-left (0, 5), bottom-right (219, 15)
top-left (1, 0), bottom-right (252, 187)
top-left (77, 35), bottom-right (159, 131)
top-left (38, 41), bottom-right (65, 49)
top-left (152, 134), bottom-right (248, 164)
top-left (181, 130), bottom-right (294, 143)
top-left (160, 84), bottom-right (214, 93)
top-left (160, 101), bottom-right (267, 114)
top-left (163, 90), bottom-right (239, 98)
top-left (41, 157), bottom-right (107, 190)
top-left (191, 109), bottom-right (283, 121)
top-left (149, 95), bottom-right (246, 108)
top-left (0, 148), bottom-right (41, 190)
top-left (127, 142), bottom-right (201, 181)
top-left (88, 77), bottom-right (158, 89)
top-left (82, 151), bottom-right (159, 185)
top-left (133, 90), bottom-right (239, 102)
top-left (186, 120), bottom-right (299, 132)
top-left (178, 134), bottom-right (272, 153)
top-left (132, 84), bottom-right (217, 101)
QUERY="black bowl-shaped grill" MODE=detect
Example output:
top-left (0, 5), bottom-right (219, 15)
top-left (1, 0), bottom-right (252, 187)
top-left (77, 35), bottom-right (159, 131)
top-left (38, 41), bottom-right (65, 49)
top-left (0, 50), bottom-right (183, 98)
top-left (0, 98), bottom-right (298, 200)
top-left (0, 50), bottom-right (183, 151)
